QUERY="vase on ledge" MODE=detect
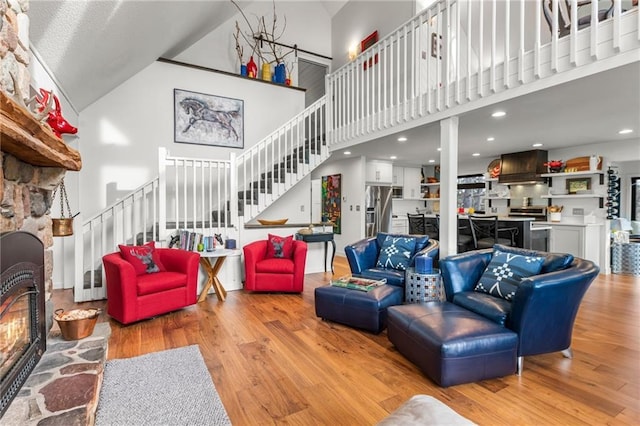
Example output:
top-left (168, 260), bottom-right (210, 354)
top-left (261, 62), bottom-right (272, 82)
top-left (274, 63), bottom-right (286, 84)
top-left (247, 56), bottom-right (257, 78)
top-left (240, 64), bottom-right (247, 77)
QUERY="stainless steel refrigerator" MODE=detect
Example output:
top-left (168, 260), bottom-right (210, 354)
top-left (365, 185), bottom-right (392, 237)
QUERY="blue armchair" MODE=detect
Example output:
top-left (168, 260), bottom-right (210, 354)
top-left (439, 244), bottom-right (599, 373)
top-left (344, 233), bottom-right (439, 291)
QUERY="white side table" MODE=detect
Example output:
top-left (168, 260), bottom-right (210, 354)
top-left (198, 249), bottom-right (242, 302)
top-left (405, 267), bottom-right (442, 303)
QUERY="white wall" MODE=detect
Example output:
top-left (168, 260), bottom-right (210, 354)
top-left (311, 155), bottom-right (367, 256)
top-left (80, 60), bottom-right (305, 219)
top-left (173, 1), bottom-right (332, 85)
top-left (331, 0), bottom-right (414, 71)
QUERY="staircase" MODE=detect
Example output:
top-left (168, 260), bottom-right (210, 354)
top-left (72, 1), bottom-right (639, 302)
top-left (74, 98), bottom-right (328, 302)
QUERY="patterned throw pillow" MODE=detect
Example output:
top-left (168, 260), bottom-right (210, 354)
top-left (266, 234), bottom-right (294, 259)
top-left (118, 242), bottom-right (166, 275)
top-left (474, 250), bottom-right (545, 301)
top-left (376, 235), bottom-right (417, 271)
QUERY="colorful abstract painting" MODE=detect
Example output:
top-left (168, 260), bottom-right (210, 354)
top-left (322, 174), bottom-right (341, 234)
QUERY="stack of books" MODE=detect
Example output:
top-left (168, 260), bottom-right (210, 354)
top-left (330, 276), bottom-right (386, 292)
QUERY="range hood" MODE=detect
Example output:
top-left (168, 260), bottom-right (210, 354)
top-left (498, 149), bottom-right (548, 185)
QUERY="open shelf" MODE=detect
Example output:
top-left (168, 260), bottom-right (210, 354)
top-left (541, 194), bottom-right (604, 199)
top-left (540, 170), bottom-right (604, 178)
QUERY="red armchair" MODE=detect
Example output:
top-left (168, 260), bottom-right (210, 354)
top-left (102, 245), bottom-right (199, 324)
top-left (243, 238), bottom-right (307, 292)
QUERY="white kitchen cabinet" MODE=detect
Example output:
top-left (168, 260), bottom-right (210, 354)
top-left (392, 166), bottom-right (404, 186)
top-left (366, 161), bottom-right (393, 184)
top-left (403, 167), bottom-right (423, 199)
top-left (391, 217), bottom-right (408, 234)
top-left (549, 224), bottom-right (602, 265)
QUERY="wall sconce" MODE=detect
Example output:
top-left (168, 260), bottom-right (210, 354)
top-left (348, 44), bottom-right (358, 61)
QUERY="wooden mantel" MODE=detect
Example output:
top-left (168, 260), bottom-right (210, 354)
top-left (0, 91), bottom-right (82, 171)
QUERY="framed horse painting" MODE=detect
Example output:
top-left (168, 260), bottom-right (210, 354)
top-left (174, 89), bottom-right (244, 148)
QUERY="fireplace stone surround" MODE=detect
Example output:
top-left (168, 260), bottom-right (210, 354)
top-left (1, 0), bottom-right (89, 420)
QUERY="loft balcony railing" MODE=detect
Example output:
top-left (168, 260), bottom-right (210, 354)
top-left (326, 0), bottom-right (639, 147)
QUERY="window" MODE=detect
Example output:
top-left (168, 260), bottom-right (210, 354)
top-left (457, 174), bottom-right (485, 213)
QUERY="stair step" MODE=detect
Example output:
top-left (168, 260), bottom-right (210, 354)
top-left (303, 135), bottom-right (326, 153)
top-left (261, 169), bottom-right (286, 183)
top-left (252, 179), bottom-right (273, 194)
top-left (238, 189), bottom-right (259, 205)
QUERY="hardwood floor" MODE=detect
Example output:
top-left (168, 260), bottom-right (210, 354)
top-left (52, 257), bottom-right (640, 425)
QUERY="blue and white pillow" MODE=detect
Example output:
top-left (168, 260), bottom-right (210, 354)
top-left (376, 236), bottom-right (417, 271)
top-left (474, 250), bottom-right (545, 301)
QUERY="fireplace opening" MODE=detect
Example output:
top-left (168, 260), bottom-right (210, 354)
top-left (0, 231), bottom-right (46, 418)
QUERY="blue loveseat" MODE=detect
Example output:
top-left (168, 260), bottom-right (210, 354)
top-left (387, 244), bottom-right (599, 386)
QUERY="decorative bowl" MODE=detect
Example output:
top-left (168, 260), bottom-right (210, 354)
top-left (257, 218), bottom-right (288, 225)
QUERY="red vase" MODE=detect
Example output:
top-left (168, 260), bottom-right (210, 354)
top-left (247, 56), bottom-right (257, 78)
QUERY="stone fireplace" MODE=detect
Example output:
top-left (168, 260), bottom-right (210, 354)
top-left (0, 231), bottom-right (46, 417)
top-left (1, 0), bottom-right (84, 420)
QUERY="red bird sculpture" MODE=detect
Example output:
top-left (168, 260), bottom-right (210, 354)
top-left (36, 89), bottom-right (78, 138)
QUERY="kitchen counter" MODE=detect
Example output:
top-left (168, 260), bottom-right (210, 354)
top-left (533, 221), bottom-right (603, 227)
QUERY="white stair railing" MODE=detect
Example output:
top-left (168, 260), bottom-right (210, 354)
top-left (235, 97), bottom-right (328, 219)
top-left (74, 178), bottom-right (160, 302)
top-left (158, 148), bottom-right (237, 240)
top-left (326, 0), bottom-right (639, 147)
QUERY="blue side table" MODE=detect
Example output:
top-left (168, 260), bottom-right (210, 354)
top-left (405, 267), bottom-right (442, 303)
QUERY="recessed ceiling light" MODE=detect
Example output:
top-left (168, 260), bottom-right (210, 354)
top-left (487, 137), bottom-right (495, 142)
top-left (532, 143), bottom-right (543, 147)
top-left (397, 136), bottom-right (407, 142)
top-left (618, 129), bottom-right (633, 134)
top-left (472, 153), bottom-right (480, 157)
top-left (390, 156), bottom-right (397, 160)
top-left (428, 159), bottom-right (435, 163)
top-left (343, 151), bottom-right (351, 155)
top-left (437, 147), bottom-right (442, 151)
top-left (491, 111), bottom-right (506, 118)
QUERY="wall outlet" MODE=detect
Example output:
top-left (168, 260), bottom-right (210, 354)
top-left (572, 208), bottom-right (584, 216)
top-left (300, 205), bottom-right (304, 212)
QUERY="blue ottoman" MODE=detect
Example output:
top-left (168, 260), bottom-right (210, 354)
top-left (387, 302), bottom-right (518, 387)
top-left (314, 284), bottom-right (403, 333)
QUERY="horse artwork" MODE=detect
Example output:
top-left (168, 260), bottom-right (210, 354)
top-left (174, 89), bottom-right (244, 148)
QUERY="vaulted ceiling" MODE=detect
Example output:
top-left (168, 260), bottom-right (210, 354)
top-left (28, 0), bottom-right (347, 112)
top-left (28, 1), bottom-right (638, 166)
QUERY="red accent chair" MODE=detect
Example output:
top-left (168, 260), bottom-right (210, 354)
top-left (243, 239), bottom-right (307, 292)
top-left (102, 248), bottom-right (199, 324)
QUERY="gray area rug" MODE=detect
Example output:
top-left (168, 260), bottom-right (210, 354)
top-left (95, 345), bottom-right (231, 426)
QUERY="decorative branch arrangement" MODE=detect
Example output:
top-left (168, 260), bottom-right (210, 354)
top-left (230, 0), bottom-right (294, 83)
